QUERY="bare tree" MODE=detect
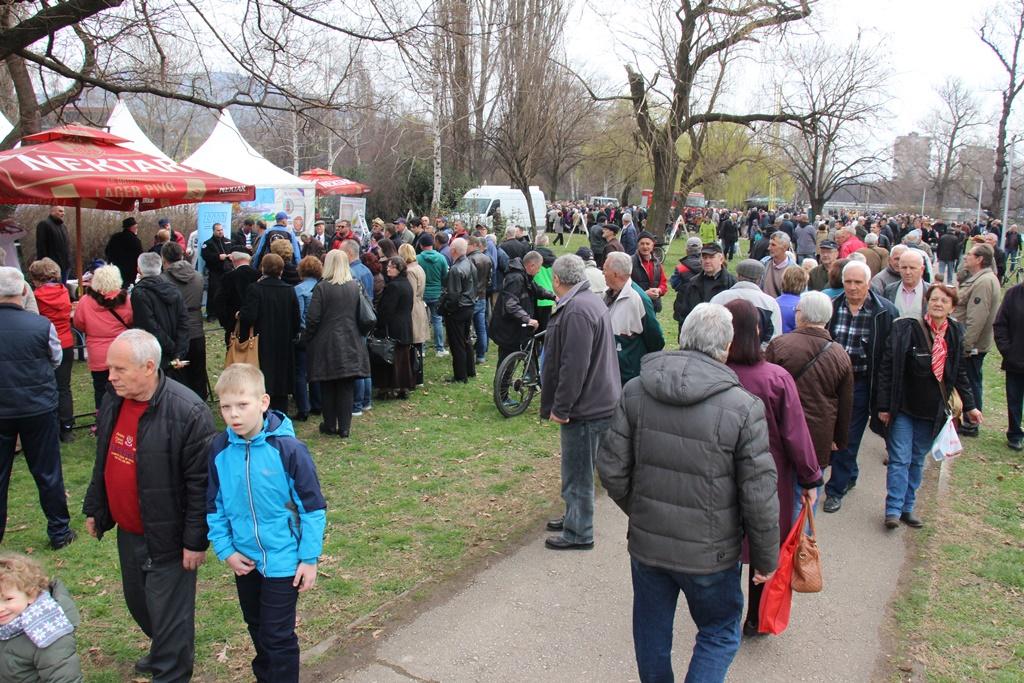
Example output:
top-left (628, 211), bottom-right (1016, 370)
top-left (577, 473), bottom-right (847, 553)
top-left (614, 0), bottom-right (814, 238)
top-left (537, 76), bottom-right (599, 199)
top-left (919, 78), bottom-right (987, 211)
top-left (770, 35), bottom-right (890, 217)
top-left (486, 0), bottom-right (566, 235)
top-left (980, 0), bottom-right (1024, 214)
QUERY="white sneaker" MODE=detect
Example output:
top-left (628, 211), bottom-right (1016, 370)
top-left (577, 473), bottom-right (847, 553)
top-left (351, 410), bottom-right (363, 417)
top-left (436, 350), bottom-right (449, 357)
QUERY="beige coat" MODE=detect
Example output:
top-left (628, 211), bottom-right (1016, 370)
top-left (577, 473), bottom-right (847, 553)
top-left (953, 266), bottom-right (1001, 353)
top-left (406, 262), bottom-right (430, 344)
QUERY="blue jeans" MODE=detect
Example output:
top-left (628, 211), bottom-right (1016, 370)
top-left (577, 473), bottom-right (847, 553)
top-left (353, 377), bottom-right (372, 411)
top-left (964, 352), bottom-right (986, 426)
top-left (826, 377), bottom-right (870, 499)
top-left (473, 299), bottom-right (488, 361)
top-left (425, 299), bottom-right (445, 352)
top-left (558, 418), bottom-right (610, 544)
top-left (792, 479), bottom-right (823, 526)
top-left (938, 260), bottom-right (957, 284)
top-left (630, 559), bottom-right (743, 683)
top-left (885, 413), bottom-right (933, 517)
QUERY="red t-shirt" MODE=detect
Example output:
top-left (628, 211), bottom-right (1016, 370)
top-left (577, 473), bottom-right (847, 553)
top-left (104, 399), bottom-right (148, 534)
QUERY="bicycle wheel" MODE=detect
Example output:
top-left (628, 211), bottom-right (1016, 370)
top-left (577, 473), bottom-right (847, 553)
top-left (493, 350), bottom-right (537, 418)
top-left (653, 246), bottom-right (665, 262)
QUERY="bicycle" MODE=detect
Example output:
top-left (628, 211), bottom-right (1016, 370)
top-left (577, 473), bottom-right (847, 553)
top-left (493, 329), bottom-right (545, 418)
top-left (1004, 256), bottom-right (1022, 286)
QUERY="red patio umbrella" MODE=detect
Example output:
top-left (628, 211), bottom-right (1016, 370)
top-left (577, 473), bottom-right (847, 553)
top-left (299, 167), bottom-right (371, 196)
top-left (0, 124), bottom-right (255, 283)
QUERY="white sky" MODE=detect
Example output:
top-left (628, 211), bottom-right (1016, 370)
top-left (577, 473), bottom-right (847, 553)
top-left (567, 0), bottom-right (1008, 142)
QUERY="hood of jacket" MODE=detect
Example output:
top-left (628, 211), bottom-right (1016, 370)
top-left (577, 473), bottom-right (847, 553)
top-left (639, 350), bottom-right (740, 407)
top-left (134, 274), bottom-right (182, 305)
top-left (225, 409), bottom-right (295, 446)
top-left (537, 247), bottom-right (556, 267)
top-left (164, 260), bottom-right (200, 285)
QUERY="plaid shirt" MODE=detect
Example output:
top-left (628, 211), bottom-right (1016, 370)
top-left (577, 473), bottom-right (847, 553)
top-left (832, 296), bottom-right (874, 374)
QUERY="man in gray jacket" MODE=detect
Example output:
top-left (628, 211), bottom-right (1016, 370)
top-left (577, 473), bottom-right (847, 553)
top-left (597, 302), bottom-right (779, 682)
top-left (540, 254), bottom-right (621, 551)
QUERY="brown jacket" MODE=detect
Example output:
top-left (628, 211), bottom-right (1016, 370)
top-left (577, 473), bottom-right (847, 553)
top-left (765, 326), bottom-right (854, 468)
top-left (953, 267), bottom-right (1001, 353)
top-left (856, 246), bottom-right (888, 277)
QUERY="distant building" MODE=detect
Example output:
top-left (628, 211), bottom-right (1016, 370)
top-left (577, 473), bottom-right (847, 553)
top-left (893, 132), bottom-right (931, 181)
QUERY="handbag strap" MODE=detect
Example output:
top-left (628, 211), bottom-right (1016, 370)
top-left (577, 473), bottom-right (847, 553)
top-left (916, 318), bottom-right (952, 410)
top-left (793, 340), bottom-right (834, 381)
top-left (107, 306), bottom-right (129, 330)
top-left (802, 498), bottom-right (816, 539)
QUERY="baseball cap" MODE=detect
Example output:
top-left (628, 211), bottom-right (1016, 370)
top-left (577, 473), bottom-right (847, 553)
top-left (275, 211), bottom-right (289, 221)
top-left (819, 240), bottom-right (839, 250)
top-left (157, 217), bottom-right (170, 227)
top-left (700, 242), bottom-right (723, 255)
top-left (395, 217), bottom-right (407, 225)
top-left (575, 246), bottom-right (594, 261)
top-left (685, 236), bottom-right (703, 253)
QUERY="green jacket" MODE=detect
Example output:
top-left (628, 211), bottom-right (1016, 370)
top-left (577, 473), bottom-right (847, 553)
top-left (699, 221), bottom-right (717, 244)
top-left (614, 283), bottom-right (665, 385)
top-left (417, 249), bottom-right (449, 302)
top-left (0, 580), bottom-right (82, 683)
top-left (533, 267), bottom-right (555, 309)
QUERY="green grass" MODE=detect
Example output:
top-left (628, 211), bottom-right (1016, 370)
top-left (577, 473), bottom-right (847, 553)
top-left (890, 344), bottom-right (1024, 681)
top-left (2, 327), bottom-right (565, 680)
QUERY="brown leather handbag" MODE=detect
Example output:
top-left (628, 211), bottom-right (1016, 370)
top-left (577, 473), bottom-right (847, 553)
top-left (791, 501), bottom-right (823, 593)
top-left (225, 321), bottom-right (259, 369)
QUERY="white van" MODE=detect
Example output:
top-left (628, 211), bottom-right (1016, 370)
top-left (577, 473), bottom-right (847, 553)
top-left (458, 185), bottom-right (547, 230)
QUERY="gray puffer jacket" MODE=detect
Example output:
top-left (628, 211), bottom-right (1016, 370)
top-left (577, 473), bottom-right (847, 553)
top-left (597, 350), bottom-right (780, 574)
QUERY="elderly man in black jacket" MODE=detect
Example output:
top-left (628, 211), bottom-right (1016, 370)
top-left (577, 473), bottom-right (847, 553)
top-left (598, 302), bottom-right (778, 682)
top-left (540, 254), bottom-right (621, 551)
top-left (673, 243), bottom-right (736, 334)
top-left (201, 222), bottom-right (232, 322)
top-left (106, 216), bottom-right (143, 287)
top-left (488, 251), bottom-right (555, 366)
top-left (130, 252), bottom-right (189, 370)
top-left (35, 205), bottom-right (70, 282)
top-left (0, 266), bottom-right (76, 550)
top-left (83, 329), bottom-right (216, 682)
top-left (440, 237), bottom-right (478, 383)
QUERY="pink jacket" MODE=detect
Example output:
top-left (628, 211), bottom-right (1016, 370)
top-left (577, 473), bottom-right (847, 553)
top-left (74, 293), bottom-right (133, 371)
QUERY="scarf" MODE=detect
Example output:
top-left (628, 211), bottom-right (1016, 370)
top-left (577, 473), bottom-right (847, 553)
top-left (0, 590), bottom-right (74, 647)
top-left (926, 314), bottom-right (948, 384)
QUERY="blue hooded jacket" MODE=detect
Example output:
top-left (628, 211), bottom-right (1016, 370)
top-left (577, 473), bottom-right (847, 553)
top-left (207, 411), bottom-right (327, 577)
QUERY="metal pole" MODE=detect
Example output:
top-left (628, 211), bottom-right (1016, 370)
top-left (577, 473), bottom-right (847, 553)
top-left (1001, 140), bottom-right (1015, 248)
top-left (976, 178), bottom-right (983, 227)
top-left (921, 187), bottom-right (927, 215)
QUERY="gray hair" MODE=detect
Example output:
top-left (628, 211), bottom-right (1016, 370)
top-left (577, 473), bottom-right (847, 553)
top-left (552, 254), bottom-right (586, 286)
top-left (114, 329), bottom-right (162, 367)
top-left (797, 291), bottom-right (833, 326)
top-left (137, 251), bottom-right (163, 277)
top-left (864, 232), bottom-right (878, 246)
top-left (230, 251), bottom-right (251, 262)
top-left (679, 303), bottom-right (734, 363)
top-left (842, 260), bottom-right (872, 281)
top-left (890, 244), bottom-right (908, 258)
top-left (770, 231), bottom-right (791, 247)
top-left (504, 226), bottom-right (518, 240)
top-left (523, 250), bottom-right (543, 267)
top-left (603, 251), bottom-right (632, 277)
top-left (801, 257), bottom-right (818, 270)
top-left (622, 212), bottom-right (633, 222)
top-left (900, 249), bottom-right (924, 266)
top-left (0, 266), bottom-right (26, 297)
top-left (450, 237), bottom-right (468, 257)
top-left (535, 233), bottom-right (549, 246)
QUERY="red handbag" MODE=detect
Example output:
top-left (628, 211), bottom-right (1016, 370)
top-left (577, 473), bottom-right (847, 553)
top-left (757, 506), bottom-right (807, 635)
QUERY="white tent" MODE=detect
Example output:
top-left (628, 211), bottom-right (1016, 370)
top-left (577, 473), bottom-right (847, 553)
top-left (0, 111), bottom-right (12, 143)
top-left (183, 109), bottom-right (315, 228)
top-left (105, 99), bottom-right (172, 160)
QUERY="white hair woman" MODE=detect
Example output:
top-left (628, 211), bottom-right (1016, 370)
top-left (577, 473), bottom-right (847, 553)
top-left (73, 264), bottom-right (133, 413)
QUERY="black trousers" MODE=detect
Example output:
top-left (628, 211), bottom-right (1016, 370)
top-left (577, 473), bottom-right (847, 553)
top-left (235, 570), bottom-right (300, 683)
top-left (0, 410), bottom-right (72, 545)
top-left (116, 529), bottom-right (197, 683)
top-left (321, 378), bottom-right (355, 435)
top-left (55, 348), bottom-right (74, 428)
top-left (745, 565), bottom-right (764, 629)
top-left (91, 370), bottom-right (110, 413)
top-left (181, 336), bottom-right (208, 401)
top-left (206, 271), bottom-right (224, 320)
top-left (444, 307), bottom-right (476, 381)
top-left (553, 232), bottom-right (565, 245)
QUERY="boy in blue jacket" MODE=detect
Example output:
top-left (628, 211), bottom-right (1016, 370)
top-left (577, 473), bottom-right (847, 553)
top-left (207, 363), bottom-right (326, 682)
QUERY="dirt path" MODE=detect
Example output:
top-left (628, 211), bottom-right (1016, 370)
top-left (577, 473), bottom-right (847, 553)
top-left (330, 431), bottom-right (908, 682)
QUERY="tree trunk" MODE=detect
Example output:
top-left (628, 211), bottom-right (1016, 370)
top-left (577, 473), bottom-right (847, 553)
top-left (991, 99), bottom-right (1011, 215)
top-left (619, 182), bottom-right (632, 208)
top-left (520, 184), bottom-right (538, 241)
top-left (648, 138), bottom-right (679, 241)
top-left (810, 194), bottom-right (826, 218)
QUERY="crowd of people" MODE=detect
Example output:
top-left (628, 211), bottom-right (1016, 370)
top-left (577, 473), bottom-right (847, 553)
top-left (0, 199), bottom-right (1021, 682)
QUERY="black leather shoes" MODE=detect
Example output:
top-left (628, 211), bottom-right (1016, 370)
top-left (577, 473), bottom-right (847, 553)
top-left (544, 536), bottom-right (593, 550)
top-left (742, 621), bottom-right (764, 637)
top-left (900, 512), bottom-right (924, 528)
top-left (546, 516), bottom-right (564, 531)
top-left (292, 412), bottom-right (309, 422)
top-left (318, 423), bottom-right (337, 435)
top-left (885, 516), bottom-right (900, 529)
top-left (823, 496), bottom-right (842, 513)
top-left (134, 655), bottom-right (154, 675)
top-left (50, 529), bottom-right (76, 550)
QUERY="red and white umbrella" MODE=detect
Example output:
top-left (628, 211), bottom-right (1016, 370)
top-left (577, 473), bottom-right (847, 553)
top-left (299, 167), bottom-right (371, 196)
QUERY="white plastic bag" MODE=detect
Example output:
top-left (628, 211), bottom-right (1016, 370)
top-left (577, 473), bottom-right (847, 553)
top-left (929, 415), bottom-right (963, 461)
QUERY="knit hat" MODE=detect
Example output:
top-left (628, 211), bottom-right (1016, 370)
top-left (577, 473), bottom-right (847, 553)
top-left (637, 230), bottom-right (656, 243)
top-left (735, 259), bottom-right (765, 282)
top-left (418, 233), bottom-right (435, 248)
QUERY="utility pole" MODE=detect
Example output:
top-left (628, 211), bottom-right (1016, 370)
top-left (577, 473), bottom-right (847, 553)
top-left (976, 177), bottom-right (984, 227)
top-left (921, 187), bottom-right (927, 215)
top-left (1001, 140), bottom-right (1015, 248)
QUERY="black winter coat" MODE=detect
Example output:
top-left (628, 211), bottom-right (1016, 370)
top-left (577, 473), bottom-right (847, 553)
top-left (375, 275), bottom-right (415, 345)
top-left (105, 228), bottom-right (143, 286)
top-left (489, 259), bottom-right (555, 349)
top-left (304, 279), bottom-right (370, 381)
top-left (877, 317), bottom-right (975, 439)
top-left (239, 277), bottom-right (300, 396)
top-left (201, 236), bottom-right (232, 275)
top-left (83, 374), bottom-right (216, 562)
top-left (994, 283), bottom-right (1024, 374)
top-left (35, 216), bottom-right (70, 273)
top-left (673, 269), bottom-right (736, 324)
top-left (216, 264), bottom-right (260, 332)
top-left (130, 276), bottom-right (189, 368)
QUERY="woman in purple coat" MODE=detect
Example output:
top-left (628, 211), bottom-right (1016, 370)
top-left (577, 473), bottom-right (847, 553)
top-left (724, 299), bottom-right (824, 637)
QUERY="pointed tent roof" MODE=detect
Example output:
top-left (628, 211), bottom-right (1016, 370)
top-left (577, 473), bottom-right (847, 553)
top-left (183, 109), bottom-right (314, 190)
top-left (0, 111), bottom-right (12, 143)
top-left (105, 100), bottom-right (172, 160)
